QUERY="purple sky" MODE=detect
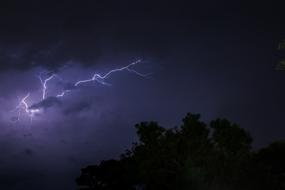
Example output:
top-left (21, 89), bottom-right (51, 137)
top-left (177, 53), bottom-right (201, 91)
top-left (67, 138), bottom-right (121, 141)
top-left (0, 1), bottom-right (285, 189)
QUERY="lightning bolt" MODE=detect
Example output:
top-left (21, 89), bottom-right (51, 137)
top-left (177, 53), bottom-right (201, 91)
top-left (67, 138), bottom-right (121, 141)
top-left (14, 93), bottom-right (40, 121)
top-left (14, 60), bottom-right (148, 121)
top-left (74, 59), bottom-right (145, 87)
top-left (39, 74), bottom-right (56, 100)
top-left (56, 90), bottom-right (71, 98)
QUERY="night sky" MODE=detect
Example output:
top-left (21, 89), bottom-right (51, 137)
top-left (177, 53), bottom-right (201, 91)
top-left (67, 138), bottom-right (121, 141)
top-left (0, 1), bottom-right (285, 189)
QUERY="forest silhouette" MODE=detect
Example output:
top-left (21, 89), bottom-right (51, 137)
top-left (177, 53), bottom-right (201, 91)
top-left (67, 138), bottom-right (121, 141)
top-left (76, 113), bottom-right (285, 190)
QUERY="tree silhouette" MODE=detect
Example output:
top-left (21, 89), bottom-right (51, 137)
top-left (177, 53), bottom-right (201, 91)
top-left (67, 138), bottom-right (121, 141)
top-left (76, 113), bottom-right (285, 190)
top-left (277, 39), bottom-right (285, 70)
top-left (251, 141), bottom-right (285, 190)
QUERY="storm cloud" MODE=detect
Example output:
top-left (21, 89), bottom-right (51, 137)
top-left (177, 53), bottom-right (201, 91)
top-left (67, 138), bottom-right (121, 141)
top-left (29, 97), bottom-right (62, 110)
top-left (0, 1), bottom-right (285, 190)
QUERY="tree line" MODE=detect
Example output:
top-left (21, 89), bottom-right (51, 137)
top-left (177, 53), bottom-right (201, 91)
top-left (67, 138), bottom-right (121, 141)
top-left (76, 113), bottom-right (285, 190)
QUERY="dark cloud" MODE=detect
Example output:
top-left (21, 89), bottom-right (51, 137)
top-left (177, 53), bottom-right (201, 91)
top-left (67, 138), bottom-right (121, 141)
top-left (24, 148), bottom-right (34, 156)
top-left (0, 42), bottom-right (101, 72)
top-left (0, 173), bottom-right (27, 188)
top-left (60, 81), bottom-right (78, 91)
top-left (0, 170), bottom-right (46, 189)
top-left (29, 97), bottom-right (61, 110)
top-left (63, 101), bottom-right (93, 115)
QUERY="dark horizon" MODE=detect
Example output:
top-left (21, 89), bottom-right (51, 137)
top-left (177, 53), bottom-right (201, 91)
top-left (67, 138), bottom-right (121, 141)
top-left (0, 1), bottom-right (285, 189)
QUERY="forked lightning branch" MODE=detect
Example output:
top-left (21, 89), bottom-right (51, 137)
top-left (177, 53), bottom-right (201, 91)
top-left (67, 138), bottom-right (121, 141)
top-left (14, 60), bottom-right (148, 121)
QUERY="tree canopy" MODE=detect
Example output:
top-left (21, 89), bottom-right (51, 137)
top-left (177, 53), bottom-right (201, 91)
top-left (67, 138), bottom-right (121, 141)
top-left (76, 113), bottom-right (285, 190)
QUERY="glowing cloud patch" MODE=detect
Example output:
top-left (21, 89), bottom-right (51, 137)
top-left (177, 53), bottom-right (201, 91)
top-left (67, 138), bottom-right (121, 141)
top-left (14, 60), bottom-right (149, 121)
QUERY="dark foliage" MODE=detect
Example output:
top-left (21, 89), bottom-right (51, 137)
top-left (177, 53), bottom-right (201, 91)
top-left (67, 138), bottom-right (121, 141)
top-left (76, 113), bottom-right (285, 190)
